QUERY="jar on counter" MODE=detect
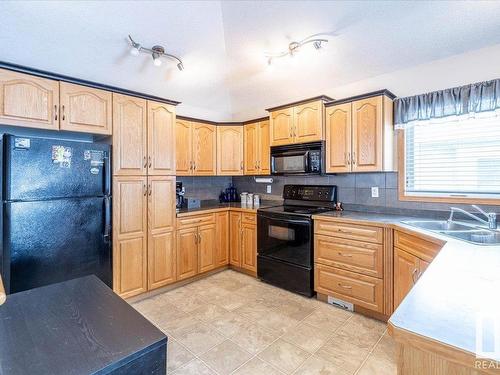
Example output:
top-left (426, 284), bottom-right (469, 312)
top-left (240, 192), bottom-right (248, 206)
top-left (247, 193), bottom-right (254, 207)
top-left (253, 194), bottom-right (260, 207)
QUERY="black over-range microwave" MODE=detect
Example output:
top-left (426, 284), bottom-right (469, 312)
top-left (271, 141), bottom-right (324, 175)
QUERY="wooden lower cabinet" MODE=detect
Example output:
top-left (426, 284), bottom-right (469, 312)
top-left (199, 224), bottom-right (216, 273)
top-left (176, 227), bottom-right (198, 281)
top-left (148, 230), bottom-right (176, 289)
top-left (241, 223), bottom-right (257, 272)
top-left (229, 212), bottom-right (257, 273)
top-left (215, 211), bottom-right (229, 266)
top-left (114, 237), bottom-right (148, 299)
top-left (229, 212), bottom-right (241, 266)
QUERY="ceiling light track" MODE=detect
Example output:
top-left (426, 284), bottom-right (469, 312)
top-left (266, 35), bottom-right (328, 65)
top-left (128, 35), bottom-right (184, 71)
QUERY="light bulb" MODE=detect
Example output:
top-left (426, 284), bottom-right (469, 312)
top-left (130, 47), bottom-right (140, 56)
top-left (153, 57), bottom-right (162, 67)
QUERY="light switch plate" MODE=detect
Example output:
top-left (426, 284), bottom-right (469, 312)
top-left (266, 185), bottom-right (272, 194)
top-left (371, 186), bottom-right (379, 198)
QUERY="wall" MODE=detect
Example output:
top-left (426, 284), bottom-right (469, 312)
top-left (228, 172), bottom-right (499, 215)
top-left (176, 176), bottom-right (232, 200)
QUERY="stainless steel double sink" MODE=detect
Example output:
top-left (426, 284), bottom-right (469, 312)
top-left (401, 220), bottom-right (500, 245)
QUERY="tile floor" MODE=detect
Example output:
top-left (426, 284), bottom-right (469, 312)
top-left (131, 269), bottom-right (397, 375)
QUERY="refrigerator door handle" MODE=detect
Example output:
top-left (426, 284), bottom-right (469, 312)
top-left (104, 151), bottom-right (111, 196)
top-left (103, 196), bottom-right (112, 242)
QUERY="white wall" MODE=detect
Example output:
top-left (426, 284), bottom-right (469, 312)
top-left (232, 43), bottom-right (500, 121)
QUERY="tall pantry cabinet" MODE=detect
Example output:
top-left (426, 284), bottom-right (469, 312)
top-left (112, 94), bottom-right (177, 298)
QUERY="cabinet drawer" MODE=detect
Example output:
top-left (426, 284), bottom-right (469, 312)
top-left (314, 234), bottom-right (383, 278)
top-left (241, 212), bottom-right (256, 225)
top-left (315, 220), bottom-right (383, 244)
top-left (177, 213), bottom-right (215, 229)
top-left (315, 264), bottom-right (383, 313)
top-left (394, 230), bottom-right (443, 262)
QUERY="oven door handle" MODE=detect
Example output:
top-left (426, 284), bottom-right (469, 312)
top-left (258, 213), bottom-right (311, 226)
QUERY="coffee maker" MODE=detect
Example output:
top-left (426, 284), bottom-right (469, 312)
top-left (176, 182), bottom-right (185, 211)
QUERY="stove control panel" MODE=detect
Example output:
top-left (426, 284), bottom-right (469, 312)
top-left (283, 185), bottom-right (337, 202)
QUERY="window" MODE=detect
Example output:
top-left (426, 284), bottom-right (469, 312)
top-left (403, 115), bottom-right (500, 200)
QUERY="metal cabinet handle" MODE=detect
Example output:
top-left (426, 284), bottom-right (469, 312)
top-left (54, 105), bottom-right (58, 121)
top-left (412, 268), bottom-right (419, 283)
top-left (62, 105), bottom-right (66, 121)
top-left (198, 233), bottom-right (202, 243)
top-left (240, 161), bottom-right (243, 170)
top-left (148, 156), bottom-right (152, 168)
top-left (143, 156), bottom-right (148, 168)
top-left (293, 126), bottom-right (297, 137)
top-left (148, 184), bottom-right (152, 196)
top-left (257, 160), bottom-right (261, 170)
top-left (337, 252), bottom-right (352, 258)
top-left (352, 152), bottom-right (356, 165)
top-left (143, 184), bottom-right (147, 196)
top-left (337, 283), bottom-right (352, 290)
top-left (193, 162), bottom-right (196, 170)
top-left (194, 233), bottom-right (198, 244)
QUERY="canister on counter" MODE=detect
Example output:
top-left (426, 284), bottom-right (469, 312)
top-left (247, 193), bottom-right (254, 206)
top-left (253, 194), bottom-right (260, 207)
top-left (240, 192), bottom-right (248, 206)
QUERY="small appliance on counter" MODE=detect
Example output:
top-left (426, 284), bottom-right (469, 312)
top-left (176, 182), bottom-right (185, 211)
top-left (257, 184), bottom-right (337, 297)
top-left (219, 183), bottom-right (239, 203)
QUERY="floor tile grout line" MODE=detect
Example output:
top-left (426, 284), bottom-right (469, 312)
top-left (352, 328), bottom-right (389, 375)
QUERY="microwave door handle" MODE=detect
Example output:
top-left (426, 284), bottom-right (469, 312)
top-left (303, 151), bottom-right (309, 172)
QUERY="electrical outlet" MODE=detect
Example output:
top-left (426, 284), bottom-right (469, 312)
top-left (266, 185), bottom-right (272, 194)
top-left (371, 186), bottom-right (379, 198)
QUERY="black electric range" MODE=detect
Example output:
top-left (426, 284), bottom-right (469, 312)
top-left (256, 184), bottom-right (337, 297)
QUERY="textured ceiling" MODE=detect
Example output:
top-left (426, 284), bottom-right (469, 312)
top-left (2, 1), bottom-right (500, 121)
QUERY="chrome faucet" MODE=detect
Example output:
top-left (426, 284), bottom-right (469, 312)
top-left (448, 205), bottom-right (497, 230)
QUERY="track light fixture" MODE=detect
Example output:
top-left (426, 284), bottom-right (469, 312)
top-left (266, 35), bottom-right (328, 65)
top-left (128, 35), bottom-right (184, 71)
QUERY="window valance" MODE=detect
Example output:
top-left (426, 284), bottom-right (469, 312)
top-left (394, 78), bottom-right (500, 129)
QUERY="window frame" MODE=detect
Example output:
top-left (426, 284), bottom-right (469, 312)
top-left (397, 131), bottom-right (500, 206)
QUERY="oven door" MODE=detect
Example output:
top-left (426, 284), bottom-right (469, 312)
top-left (271, 150), bottom-right (309, 175)
top-left (257, 213), bottom-right (312, 268)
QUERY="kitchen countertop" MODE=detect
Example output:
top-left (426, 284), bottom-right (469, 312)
top-left (0, 276), bottom-right (167, 375)
top-left (176, 200), bottom-right (282, 217)
top-left (314, 210), bottom-right (500, 366)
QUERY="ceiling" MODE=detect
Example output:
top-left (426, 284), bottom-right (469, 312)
top-left (2, 1), bottom-right (500, 121)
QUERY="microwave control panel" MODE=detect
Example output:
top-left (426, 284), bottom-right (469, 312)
top-left (309, 150), bottom-right (321, 172)
top-left (283, 184), bottom-right (337, 202)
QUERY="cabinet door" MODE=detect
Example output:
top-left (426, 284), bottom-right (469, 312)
top-left (199, 224), bottom-right (216, 273)
top-left (148, 176), bottom-right (176, 232)
top-left (112, 94), bottom-right (147, 175)
top-left (215, 211), bottom-right (229, 266)
top-left (0, 69), bottom-right (59, 130)
top-left (147, 101), bottom-right (176, 175)
top-left (258, 120), bottom-right (271, 174)
top-left (192, 122), bottom-right (217, 175)
top-left (394, 247), bottom-right (420, 309)
top-left (60, 82), bottom-right (112, 134)
top-left (325, 103), bottom-right (352, 173)
top-left (229, 212), bottom-right (241, 266)
top-left (113, 176), bottom-right (148, 298)
top-left (293, 101), bottom-right (323, 143)
top-left (114, 237), bottom-right (148, 298)
top-left (176, 227), bottom-right (198, 280)
top-left (217, 126), bottom-right (243, 175)
top-left (270, 108), bottom-right (294, 146)
top-left (243, 123), bottom-right (258, 175)
top-left (148, 230), bottom-right (176, 290)
top-left (352, 96), bottom-right (383, 172)
top-left (176, 119), bottom-right (192, 175)
top-left (241, 223), bottom-right (257, 273)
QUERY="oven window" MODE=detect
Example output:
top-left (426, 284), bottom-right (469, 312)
top-left (269, 225), bottom-right (295, 241)
top-left (273, 155), bottom-right (306, 172)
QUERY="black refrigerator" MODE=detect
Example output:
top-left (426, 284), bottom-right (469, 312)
top-left (0, 134), bottom-right (112, 294)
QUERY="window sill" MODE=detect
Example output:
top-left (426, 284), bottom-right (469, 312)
top-left (398, 191), bottom-right (500, 206)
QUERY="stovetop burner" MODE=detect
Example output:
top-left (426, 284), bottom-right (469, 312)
top-left (258, 205), bottom-right (333, 217)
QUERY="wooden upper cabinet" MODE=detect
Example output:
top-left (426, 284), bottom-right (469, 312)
top-left (352, 96), bottom-right (383, 172)
top-left (192, 122), bottom-right (217, 175)
top-left (176, 119), bottom-right (193, 175)
top-left (258, 120), bottom-right (271, 174)
top-left (215, 211), bottom-right (229, 266)
top-left (270, 108), bottom-right (294, 146)
top-left (112, 94), bottom-right (147, 176)
top-left (0, 69), bottom-right (59, 130)
top-left (326, 103), bottom-right (352, 173)
top-left (59, 82), bottom-right (112, 134)
top-left (293, 100), bottom-right (324, 143)
top-left (244, 123), bottom-right (258, 175)
top-left (217, 126), bottom-right (243, 175)
top-left (147, 101), bottom-right (175, 175)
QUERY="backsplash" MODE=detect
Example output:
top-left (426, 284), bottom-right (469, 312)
top-left (176, 176), bottom-right (232, 200)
